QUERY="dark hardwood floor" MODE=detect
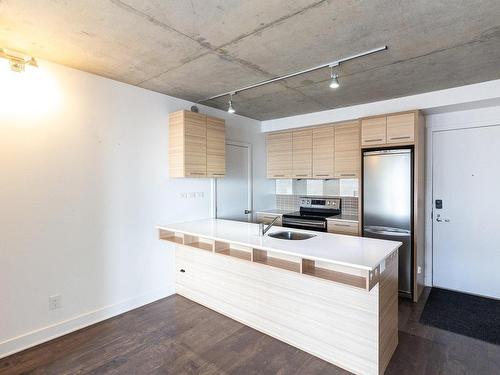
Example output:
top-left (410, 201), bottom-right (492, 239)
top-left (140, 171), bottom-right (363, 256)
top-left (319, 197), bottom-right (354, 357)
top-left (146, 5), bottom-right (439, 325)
top-left (1, 288), bottom-right (499, 374)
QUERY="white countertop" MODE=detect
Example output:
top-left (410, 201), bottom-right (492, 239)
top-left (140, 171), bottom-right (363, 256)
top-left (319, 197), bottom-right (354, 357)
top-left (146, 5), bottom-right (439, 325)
top-left (158, 219), bottom-right (401, 271)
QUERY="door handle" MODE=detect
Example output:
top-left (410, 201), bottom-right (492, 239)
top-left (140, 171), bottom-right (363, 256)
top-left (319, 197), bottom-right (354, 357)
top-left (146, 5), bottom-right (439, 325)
top-left (436, 214), bottom-right (450, 223)
top-left (244, 210), bottom-right (252, 214)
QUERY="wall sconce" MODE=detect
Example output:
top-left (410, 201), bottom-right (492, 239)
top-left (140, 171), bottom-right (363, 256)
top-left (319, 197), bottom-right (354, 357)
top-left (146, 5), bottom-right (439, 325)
top-left (0, 48), bottom-right (38, 73)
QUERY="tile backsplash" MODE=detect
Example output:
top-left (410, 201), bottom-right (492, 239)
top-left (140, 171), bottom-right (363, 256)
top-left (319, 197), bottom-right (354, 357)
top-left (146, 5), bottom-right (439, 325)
top-left (276, 194), bottom-right (359, 217)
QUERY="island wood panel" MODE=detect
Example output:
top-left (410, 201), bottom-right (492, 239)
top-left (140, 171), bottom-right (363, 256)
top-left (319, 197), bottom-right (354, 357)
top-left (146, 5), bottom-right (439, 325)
top-left (206, 116), bottom-right (226, 177)
top-left (168, 111), bottom-right (185, 178)
top-left (378, 250), bottom-right (398, 374)
top-left (184, 111), bottom-right (207, 177)
top-left (175, 246), bottom-right (382, 375)
top-left (292, 129), bottom-right (313, 178)
top-left (386, 112), bottom-right (415, 144)
top-left (361, 117), bottom-right (387, 146)
top-left (334, 122), bottom-right (361, 178)
top-left (267, 131), bottom-right (293, 178)
top-left (312, 126), bottom-right (335, 178)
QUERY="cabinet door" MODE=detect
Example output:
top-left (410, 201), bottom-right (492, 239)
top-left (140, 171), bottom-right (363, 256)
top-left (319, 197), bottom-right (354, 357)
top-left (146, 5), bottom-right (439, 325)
top-left (387, 113), bottom-right (415, 144)
top-left (312, 126), bottom-right (335, 178)
top-left (334, 122), bottom-right (360, 178)
top-left (361, 117), bottom-right (386, 146)
top-left (292, 129), bottom-right (313, 178)
top-left (327, 220), bottom-right (359, 236)
top-left (184, 111), bottom-right (207, 177)
top-left (206, 116), bottom-right (225, 177)
top-left (267, 132), bottom-right (292, 178)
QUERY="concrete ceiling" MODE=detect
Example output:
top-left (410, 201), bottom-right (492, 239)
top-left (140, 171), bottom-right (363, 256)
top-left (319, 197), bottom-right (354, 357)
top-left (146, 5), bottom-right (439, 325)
top-left (1, 0), bottom-right (500, 120)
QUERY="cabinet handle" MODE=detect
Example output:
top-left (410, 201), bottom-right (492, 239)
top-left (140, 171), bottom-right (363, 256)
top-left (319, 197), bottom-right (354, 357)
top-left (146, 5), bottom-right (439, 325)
top-left (364, 138), bottom-right (383, 142)
top-left (389, 136), bottom-right (411, 140)
top-left (315, 174), bottom-right (331, 177)
top-left (210, 173), bottom-right (225, 176)
top-left (333, 223), bottom-right (351, 227)
top-left (273, 174), bottom-right (285, 177)
top-left (295, 174), bottom-right (308, 177)
top-left (189, 172), bottom-right (205, 175)
top-left (340, 173), bottom-right (356, 177)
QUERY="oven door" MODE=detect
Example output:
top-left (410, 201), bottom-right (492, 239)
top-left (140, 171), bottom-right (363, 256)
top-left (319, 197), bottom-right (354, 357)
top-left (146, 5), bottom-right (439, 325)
top-left (282, 217), bottom-right (327, 232)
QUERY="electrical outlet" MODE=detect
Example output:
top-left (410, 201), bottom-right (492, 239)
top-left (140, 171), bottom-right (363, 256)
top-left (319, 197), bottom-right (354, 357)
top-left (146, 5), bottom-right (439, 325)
top-left (49, 295), bottom-right (62, 310)
top-left (417, 266), bottom-right (422, 274)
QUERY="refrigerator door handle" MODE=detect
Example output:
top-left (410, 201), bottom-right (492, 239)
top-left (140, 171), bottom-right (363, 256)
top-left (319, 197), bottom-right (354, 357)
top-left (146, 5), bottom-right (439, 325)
top-left (364, 226), bottom-right (411, 237)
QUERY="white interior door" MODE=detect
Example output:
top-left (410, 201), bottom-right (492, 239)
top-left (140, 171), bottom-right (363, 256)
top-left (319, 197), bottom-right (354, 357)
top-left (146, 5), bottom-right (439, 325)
top-left (432, 125), bottom-right (500, 298)
top-left (216, 142), bottom-right (252, 222)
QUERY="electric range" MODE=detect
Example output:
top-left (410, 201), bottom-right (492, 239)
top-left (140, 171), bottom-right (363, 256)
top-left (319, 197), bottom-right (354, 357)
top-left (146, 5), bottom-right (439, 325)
top-left (282, 197), bottom-right (341, 232)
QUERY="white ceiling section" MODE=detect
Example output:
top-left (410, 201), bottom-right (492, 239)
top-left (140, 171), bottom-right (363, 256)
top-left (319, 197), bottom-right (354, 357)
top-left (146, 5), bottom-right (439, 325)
top-left (1, 0), bottom-right (500, 120)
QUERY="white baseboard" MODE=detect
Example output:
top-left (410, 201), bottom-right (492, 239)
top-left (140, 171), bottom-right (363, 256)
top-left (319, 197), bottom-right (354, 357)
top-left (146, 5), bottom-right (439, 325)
top-left (0, 285), bottom-right (175, 359)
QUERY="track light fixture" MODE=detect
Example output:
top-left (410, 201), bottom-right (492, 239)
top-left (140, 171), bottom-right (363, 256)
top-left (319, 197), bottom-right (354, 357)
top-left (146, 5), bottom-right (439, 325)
top-left (329, 64), bottom-right (340, 89)
top-left (227, 92), bottom-right (236, 114)
top-left (200, 45), bottom-right (387, 104)
top-left (0, 48), bottom-right (38, 72)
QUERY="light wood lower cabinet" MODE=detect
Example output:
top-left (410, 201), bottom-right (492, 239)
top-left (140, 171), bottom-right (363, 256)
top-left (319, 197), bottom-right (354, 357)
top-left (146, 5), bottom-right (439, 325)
top-left (169, 110), bottom-right (225, 178)
top-left (292, 129), bottom-right (313, 178)
top-left (334, 122), bottom-right (361, 178)
top-left (327, 219), bottom-right (359, 236)
top-left (267, 132), bottom-right (293, 178)
top-left (312, 126), bottom-right (335, 178)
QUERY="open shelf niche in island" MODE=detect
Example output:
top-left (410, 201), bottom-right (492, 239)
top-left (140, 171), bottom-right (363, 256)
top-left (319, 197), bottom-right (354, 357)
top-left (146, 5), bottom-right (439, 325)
top-left (252, 248), bottom-right (301, 273)
top-left (215, 241), bottom-right (252, 261)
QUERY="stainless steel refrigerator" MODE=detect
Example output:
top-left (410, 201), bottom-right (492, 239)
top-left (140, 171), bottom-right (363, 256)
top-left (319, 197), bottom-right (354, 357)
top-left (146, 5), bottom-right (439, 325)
top-left (363, 149), bottom-right (413, 298)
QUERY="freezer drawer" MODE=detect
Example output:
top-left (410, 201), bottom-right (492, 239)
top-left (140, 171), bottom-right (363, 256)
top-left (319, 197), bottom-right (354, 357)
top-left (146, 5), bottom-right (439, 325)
top-left (364, 226), bottom-right (412, 297)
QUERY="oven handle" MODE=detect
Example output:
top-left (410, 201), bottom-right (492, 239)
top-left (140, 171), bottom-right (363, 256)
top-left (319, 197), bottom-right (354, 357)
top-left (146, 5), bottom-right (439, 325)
top-left (282, 218), bottom-right (326, 228)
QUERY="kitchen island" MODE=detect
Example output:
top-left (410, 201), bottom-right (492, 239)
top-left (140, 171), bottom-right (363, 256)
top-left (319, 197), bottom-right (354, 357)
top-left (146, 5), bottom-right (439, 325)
top-left (158, 219), bottom-right (401, 375)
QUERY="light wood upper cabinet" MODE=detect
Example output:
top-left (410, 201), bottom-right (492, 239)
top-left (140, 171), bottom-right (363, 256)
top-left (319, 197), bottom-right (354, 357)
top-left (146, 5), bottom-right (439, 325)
top-left (312, 126), bottom-right (335, 178)
top-left (387, 113), bottom-right (415, 144)
top-left (184, 111), bottom-right (207, 177)
top-left (292, 129), bottom-right (312, 178)
top-left (206, 116), bottom-right (226, 177)
top-left (361, 112), bottom-right (415, 147)
top-left (361, 117), bottom-right (387, 146)
top-left (267, 132), bottom-right (293, 178)
top-left (334, 122), bottom-right (360, 178)
top-left (169, 110), bottom-right (225, 178)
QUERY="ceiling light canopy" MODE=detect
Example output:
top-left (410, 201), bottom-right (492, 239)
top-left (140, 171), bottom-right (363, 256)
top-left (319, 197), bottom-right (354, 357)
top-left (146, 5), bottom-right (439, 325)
top-left (0, 48), bottom-right (38, 72)
top-left (200, 46), bottom-right (388, 108)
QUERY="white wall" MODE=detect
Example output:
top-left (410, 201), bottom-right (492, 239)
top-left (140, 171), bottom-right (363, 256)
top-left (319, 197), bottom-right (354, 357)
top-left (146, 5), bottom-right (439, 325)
top-left (0, 60), bottom-right (266, 358)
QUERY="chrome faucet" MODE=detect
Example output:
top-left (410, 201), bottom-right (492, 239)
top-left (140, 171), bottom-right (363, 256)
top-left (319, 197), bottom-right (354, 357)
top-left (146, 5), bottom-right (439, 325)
top-left (259, 216), bottom-right (280, 236)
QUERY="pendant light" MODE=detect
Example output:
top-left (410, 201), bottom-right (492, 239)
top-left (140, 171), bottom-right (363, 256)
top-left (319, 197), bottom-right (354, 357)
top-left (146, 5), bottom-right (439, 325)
top-left (329, 65), bottom-right (340, 89)
top-left (227, 93), bottom-right (236, 114)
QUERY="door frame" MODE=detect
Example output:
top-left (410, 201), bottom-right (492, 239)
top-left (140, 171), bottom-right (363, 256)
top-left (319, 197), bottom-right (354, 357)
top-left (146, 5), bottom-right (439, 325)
top-left (212, 140), bottom-right (253, 221)
top-left (425, 106), bottom-right (500, 287)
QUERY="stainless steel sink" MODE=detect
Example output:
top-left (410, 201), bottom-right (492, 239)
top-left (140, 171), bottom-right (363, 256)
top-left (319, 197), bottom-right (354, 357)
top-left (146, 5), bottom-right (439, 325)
top-left (268, 231), bottom-right (316, 240)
